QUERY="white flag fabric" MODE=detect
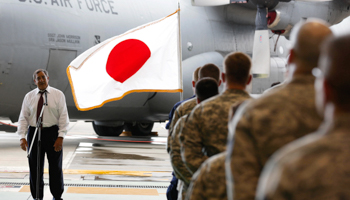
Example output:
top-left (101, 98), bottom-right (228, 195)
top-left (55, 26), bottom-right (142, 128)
top-left (67, 10), bottom-right (182, 111)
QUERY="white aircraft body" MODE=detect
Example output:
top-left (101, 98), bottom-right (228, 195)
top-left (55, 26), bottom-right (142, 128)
top-left (0, 0), bottom-right (349, 136)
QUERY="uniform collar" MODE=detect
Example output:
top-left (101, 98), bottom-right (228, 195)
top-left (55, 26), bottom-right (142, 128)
top-left (331, 113), bottom-right (350, 131)
top-left (223, 88), bottom-right (249, 96)
top-left (319, 113), bottom-right (350, 137)
top-left (290, 74), bottom-right (316, 85)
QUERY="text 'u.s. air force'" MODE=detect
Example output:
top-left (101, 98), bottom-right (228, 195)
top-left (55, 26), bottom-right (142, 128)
top-left (19, 0), bottom-right (118, 15)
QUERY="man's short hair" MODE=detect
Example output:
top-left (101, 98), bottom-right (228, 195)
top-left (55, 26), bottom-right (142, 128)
top-left (33, 69), bottom-right (49, 80)
top-left (224, 52), bottom-right (251, 85)
top-left (195, 77), bottom-right (219, 102)
top-left (321, 34), bottom-right (350, 105)
top-left (193, 67), bottom-right (201, 82)
top-left (199, 64), bottom-right (220, 83)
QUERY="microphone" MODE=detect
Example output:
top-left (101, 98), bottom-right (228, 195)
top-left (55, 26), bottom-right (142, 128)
top-left (44, 90), bottom-right (48, 106)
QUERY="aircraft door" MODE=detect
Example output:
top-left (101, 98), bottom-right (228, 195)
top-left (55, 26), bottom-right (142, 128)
top-left (46, 49), bottom-right (77, 92)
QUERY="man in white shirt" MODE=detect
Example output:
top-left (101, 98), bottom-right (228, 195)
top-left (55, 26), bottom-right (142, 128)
top-left (17, 69), bottom-right (69, 200)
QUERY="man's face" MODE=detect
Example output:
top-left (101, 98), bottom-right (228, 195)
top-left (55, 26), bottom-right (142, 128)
top-left (34, 71), bottom-right (49, 90)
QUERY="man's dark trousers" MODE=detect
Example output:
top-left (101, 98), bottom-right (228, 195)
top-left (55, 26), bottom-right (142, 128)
top-left (27, 126), bottom-right (64, 199)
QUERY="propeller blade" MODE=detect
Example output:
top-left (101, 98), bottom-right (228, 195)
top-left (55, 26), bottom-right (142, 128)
top-left (252, 6), bottom-right (270, 78)
top-left (252, 30), bottom-right (270, 78)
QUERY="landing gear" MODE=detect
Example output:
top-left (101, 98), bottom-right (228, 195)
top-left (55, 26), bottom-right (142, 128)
top-left (92, 121), bottom-right (124, 136)
top-left (125, 122), bottom-right (154, 136)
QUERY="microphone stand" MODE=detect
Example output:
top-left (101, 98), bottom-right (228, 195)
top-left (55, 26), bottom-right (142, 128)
top-left (27, 92), bottom-right (47, 200)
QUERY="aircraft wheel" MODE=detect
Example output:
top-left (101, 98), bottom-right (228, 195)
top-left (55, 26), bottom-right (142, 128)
top-left (92, 122), bottom-right (124, 136)
top-left (125, 122), bottom-right (154, 136)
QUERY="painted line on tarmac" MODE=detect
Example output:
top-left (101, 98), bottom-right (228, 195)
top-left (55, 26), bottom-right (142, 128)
top-left (0, 169), bottom-right (169, 177)
top-left (89, 137), bottom-right (166, 143)
top-left (62, 151), bottom-right (75, 170)
top-left (62, 169), bottom-right (153, 177)
top-left (66, 135), bottom-right (166, 143)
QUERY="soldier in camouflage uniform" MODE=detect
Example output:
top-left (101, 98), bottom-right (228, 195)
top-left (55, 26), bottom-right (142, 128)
top-left (167, 67), bottom-right (201, 153)
top-left (256, 34), bottom-right (350, 200)
top-left (167, 66), bottom-right (201, 200)
top-left (226, 21), bottom-right (333, 200)
top-left (184, 101), bottom-right (247, 200)
top-left (169, 64), bottom-right (221, 200)
top-left (180, 52), bottom-right (252, 184)
top-left (168, 64), bottom-right (222, 152)
top-left (186, 151), bottom-right (227, 200)
top-left (171, 78), bottom-right (219, 200)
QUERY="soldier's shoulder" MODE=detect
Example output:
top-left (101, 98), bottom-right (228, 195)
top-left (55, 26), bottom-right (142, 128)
top-left (245, 86), bottom-right (292, 111)
top-left (204, 151), bottom-right (227, 169)
top-left (181, 98), bottom-right (197, 108)
top-left (267, 131), bottom-right (326, 169)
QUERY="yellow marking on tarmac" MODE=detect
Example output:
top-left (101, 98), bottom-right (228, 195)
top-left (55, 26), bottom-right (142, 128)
top-left (19, 186), bottom-right (30, 193)
top-left (67, 187), bottom-right (159, 195)
top-left (61, 169), bottom-right (153, 177)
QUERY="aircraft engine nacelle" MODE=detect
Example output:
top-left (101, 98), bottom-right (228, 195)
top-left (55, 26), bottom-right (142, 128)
top-left (181, 52), bottom-right (225, 99)
top-left (251, 57), bottom-right (287, 94)
top-left (267, 10), bottom-right (293, 36)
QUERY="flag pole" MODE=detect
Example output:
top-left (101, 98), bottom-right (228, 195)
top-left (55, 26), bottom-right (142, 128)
top-left (177, 1), bottom-right (183, 101)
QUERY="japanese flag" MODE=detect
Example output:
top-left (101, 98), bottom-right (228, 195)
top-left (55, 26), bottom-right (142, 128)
top-left (67, 10), bottom-right (182, 111)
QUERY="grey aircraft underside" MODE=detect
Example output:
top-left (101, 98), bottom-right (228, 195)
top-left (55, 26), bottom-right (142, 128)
top-left (0, 0), bottom-right (349, 136)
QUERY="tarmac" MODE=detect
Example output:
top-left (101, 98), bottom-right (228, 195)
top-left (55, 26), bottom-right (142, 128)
top-left (0, 121), bottom-right (171, 200)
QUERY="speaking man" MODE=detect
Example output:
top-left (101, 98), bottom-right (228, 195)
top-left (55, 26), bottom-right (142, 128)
top-left (17, 69), bottom-right (69, 200)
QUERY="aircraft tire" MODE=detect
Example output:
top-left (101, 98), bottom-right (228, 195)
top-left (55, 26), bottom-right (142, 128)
top-left (125, 122), bottom-right (154, 136)
top-left (92, 122), bottom-right (124, 137)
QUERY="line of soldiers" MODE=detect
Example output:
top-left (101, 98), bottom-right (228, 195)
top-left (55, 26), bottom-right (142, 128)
top-left (167, 19), bottom-right (350, 200)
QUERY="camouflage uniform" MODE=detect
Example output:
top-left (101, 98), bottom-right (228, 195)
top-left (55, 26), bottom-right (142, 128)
top-left (183, 102), bottom-right (246, 200)
top-left (167, 98), bottom-right (197, 153)
top-left (185, 152), bottom-right (227, 200)
top-left (228, 74), bottom-right (323, 200)
top-left (256, 114), bottom-right (350, 200)
top-left (180, 89), bottom-right (251, 176)
top-left (170, 115), bottom-right (193, 200)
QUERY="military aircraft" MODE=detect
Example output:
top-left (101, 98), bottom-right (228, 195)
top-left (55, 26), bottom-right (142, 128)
top-left (0, 0), bottom-right (349, 136)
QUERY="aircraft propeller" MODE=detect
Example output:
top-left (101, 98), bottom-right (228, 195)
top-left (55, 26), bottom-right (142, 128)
top-left (192, 0), bottom-right (332, 78)
top-left (249, 0), bottom-right (332, 78)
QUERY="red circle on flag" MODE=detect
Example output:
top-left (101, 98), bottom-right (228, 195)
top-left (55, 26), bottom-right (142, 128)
top-left (106, 39), bottom-right (151, 83)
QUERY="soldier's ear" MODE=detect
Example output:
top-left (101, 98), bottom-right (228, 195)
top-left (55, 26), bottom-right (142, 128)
top-left (221, 73), bottom-right (226, 83)
top-left (246, 75), bottom-right (252, 85)
top-left (288, 50), bottom-right (294, 65)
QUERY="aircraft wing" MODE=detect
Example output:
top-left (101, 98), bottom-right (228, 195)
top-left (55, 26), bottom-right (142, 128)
top-left (0, 122), bottom-right (17, 133)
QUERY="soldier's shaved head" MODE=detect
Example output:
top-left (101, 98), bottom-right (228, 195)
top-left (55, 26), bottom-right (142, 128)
top-left (291, 20), bottom-right (333, 69)
top-left (193, 66), bottom-right (201, 82)
top-left (223, 52), bottom-right (251, 86)
top-left (320, 34), bottom-right (350, 106)
top-left (199, 63), bottom-right (220, 83)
